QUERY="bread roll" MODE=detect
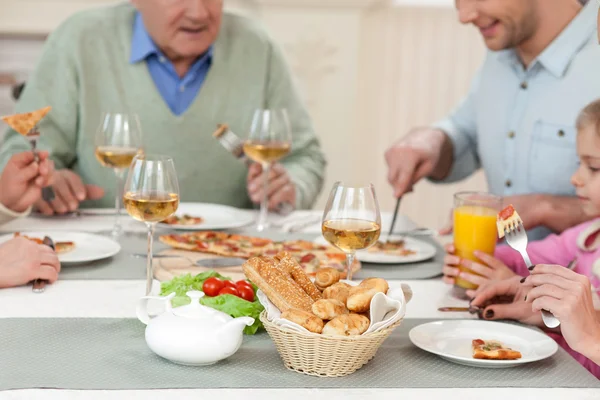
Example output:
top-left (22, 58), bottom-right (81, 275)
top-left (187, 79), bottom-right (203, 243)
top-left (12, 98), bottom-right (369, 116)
top-left (281, 308), bottom-right (324, 334)
top-left (315, 267), bottom-right (341, 290)
top-left (311, 299), bottom-right (348, 320)
top-left (359, 277), bottom-right (389, 294)
top-left (346, 287), bottom-right (377, 313)
top-left (322, 282), bottom-right (351, 304)
top-left (322, 314), bottom-right (370, 336)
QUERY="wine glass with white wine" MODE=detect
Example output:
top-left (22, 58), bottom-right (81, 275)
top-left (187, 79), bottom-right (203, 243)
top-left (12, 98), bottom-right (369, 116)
top-left (94, 112), bottom-right (143, 238)
top-left (123, 155), bottom-right (179, 295)
top-left (243, 109), bottom-right (292, 231)
top-left (322, 182), bottom-right (382, 280)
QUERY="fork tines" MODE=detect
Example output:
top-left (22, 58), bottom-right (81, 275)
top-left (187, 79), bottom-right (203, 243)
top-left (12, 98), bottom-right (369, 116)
top-left (496, 206), bottom-right (523, 239)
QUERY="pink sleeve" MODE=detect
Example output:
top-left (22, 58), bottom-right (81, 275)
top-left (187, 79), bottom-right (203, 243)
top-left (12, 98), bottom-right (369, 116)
top-left (494, 226), bottom-right (581, 277)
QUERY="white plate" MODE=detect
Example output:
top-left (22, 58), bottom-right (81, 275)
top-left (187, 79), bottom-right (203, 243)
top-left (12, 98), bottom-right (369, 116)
top-left (314, 235), bottom-right (436, 264)
top-left (409, 320), bottom-right (558, 368)
top-left (157, 203), bottom-right (254, 230)
top-left (0, 231), bottom-right (121, 264)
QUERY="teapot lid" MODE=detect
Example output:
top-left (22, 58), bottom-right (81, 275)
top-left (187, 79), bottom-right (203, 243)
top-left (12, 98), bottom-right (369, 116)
top-left (172, 291), bottom-right (232, 322)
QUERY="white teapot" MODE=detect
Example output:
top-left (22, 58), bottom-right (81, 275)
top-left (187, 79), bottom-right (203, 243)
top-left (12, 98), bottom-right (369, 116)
top-left (136, 290), bottom-right (254, 366)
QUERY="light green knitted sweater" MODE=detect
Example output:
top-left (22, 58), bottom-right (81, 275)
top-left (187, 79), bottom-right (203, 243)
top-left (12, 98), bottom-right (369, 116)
top-left (0, 3), bottom-right (325, 209)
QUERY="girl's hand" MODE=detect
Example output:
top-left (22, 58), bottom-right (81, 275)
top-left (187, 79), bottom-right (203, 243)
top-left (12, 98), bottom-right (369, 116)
top-left (524, 264), bottom-right (600, 359)
top-left (443, 243), bottom-right (517, 286)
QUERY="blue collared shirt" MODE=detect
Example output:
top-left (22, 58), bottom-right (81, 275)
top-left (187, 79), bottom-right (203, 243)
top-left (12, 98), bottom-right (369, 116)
top-left (434, 0), bottom-right (600, 240)
top-left (130, 13), bottom-right (213, 115)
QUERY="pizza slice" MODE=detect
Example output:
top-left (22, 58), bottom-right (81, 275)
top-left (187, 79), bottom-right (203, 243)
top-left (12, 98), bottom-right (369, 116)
top-left (472, 339), bottom-right (522, 360)
top-left (1, 106), bottom-right (52, 136)
top-left (496, 204), bottom-right (523, 238)
top-left (13, 232), bottom-right (75, 254)
top-left (367, 239), bottom-right (416, 256)
top-left (161, 214), bottom-right (204, 226)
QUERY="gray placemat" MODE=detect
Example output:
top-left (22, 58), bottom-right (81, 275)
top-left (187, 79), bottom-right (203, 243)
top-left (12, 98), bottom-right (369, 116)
top-left (58, 230), bottom-right (443, 281)
top-left (0, 318), bottom-right (597, 390)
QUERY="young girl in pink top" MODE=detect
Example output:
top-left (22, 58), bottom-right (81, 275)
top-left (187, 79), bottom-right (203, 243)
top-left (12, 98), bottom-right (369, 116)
top-left (446, 100), bottom-right (600, 377)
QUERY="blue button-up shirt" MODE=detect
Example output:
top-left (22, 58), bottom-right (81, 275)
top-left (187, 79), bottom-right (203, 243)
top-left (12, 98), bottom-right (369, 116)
top-left (130, 13), bottom-right (213, 115)
top-left (434, 0), bottom-right (600, 240)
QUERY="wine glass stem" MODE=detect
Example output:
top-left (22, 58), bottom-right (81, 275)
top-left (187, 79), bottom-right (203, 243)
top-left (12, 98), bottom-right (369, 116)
top-left (257, 162), bottom-right (270, 231)
top-left (145, 222), bottom-right (156, 295)
top-left (346, 252), bottom-right (356, 281)
top-left (112, 169), bottom-right (123, 237)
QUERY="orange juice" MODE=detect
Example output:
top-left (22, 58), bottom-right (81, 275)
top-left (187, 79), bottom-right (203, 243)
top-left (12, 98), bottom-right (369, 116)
top-left (453, 205), bottom-right (498, 290)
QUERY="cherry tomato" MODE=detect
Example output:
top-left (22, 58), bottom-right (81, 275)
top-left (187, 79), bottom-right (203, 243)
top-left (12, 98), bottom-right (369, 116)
top-left (219, 286), bottom-right (240, 297)
top-left (202, 277), bottom-right (224, 297)
top-left (223, 280), bottom-right (237, 289)
top-left (237, 285), bottom-right (255, 302)
top-left (235, 280), bottom-right (253, 290)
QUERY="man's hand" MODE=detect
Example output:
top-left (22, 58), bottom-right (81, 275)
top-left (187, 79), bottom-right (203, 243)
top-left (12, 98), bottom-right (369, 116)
top-left (0, 237), bottom-right (61, 289)
top-left (442, 243), bottom-right (517, 287)
top-left (470, 276), bottom-right (543, 327)
top-left (0, 151), bottom-right (54, 213)
top-left (247, 163), bottom-right (296, 210)
top-left (35, 170), bottom-right (105, 215)
top-left (384, 127), bottom-right (452, 198)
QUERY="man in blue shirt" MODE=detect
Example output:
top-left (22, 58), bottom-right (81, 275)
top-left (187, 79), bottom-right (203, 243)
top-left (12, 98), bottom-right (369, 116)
top-left (385, 0), bottom-right (600, 240)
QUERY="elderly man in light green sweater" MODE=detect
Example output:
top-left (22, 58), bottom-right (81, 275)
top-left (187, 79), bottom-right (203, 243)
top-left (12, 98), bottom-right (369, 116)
top-left (0, 0), bottom-right (326, 215)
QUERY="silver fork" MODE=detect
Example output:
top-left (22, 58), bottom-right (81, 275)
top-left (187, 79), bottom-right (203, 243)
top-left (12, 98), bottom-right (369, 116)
top-left (504, 222), bottom-right (560, 328)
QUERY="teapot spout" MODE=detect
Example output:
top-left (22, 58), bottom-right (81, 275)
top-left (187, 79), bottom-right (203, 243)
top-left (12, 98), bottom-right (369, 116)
top-left (219, 316), bottom-right (255, 336)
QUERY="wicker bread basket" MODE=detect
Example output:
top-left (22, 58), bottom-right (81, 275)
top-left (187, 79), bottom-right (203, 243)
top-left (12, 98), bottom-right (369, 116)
top-left (260, 311), bottom-right (402, 377)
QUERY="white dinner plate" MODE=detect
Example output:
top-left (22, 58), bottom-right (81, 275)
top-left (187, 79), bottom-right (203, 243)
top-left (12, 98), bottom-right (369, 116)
top-left (157, 202), bottom-right (254, 231)
top-left (0, 231), bottom-right (121, 264)
top-left (409, 320), bottom-right (558, 368)
top-left (314, 234), bottom-right (436, 264)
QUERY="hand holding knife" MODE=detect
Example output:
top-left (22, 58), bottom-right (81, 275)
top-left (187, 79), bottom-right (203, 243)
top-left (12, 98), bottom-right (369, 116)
top-left (32, 236), bottom-right (55, 293)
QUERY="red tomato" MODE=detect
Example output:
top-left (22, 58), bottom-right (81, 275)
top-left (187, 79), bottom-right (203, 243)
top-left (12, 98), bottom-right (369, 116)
top-left (235, 280), bottom-right (253, 290)
top-left (223, 280), bottom-right (237, 289)
top-left (237, 285), bottom-right (255, 302)
top-left (202, 277), bottom-right (224, 297)
top-left (219, 286), bottom-right (240, 297)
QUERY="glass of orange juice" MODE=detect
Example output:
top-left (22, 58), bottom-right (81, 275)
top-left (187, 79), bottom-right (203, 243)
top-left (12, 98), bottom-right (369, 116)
top-left (452, 191), bottom-right (502, 299)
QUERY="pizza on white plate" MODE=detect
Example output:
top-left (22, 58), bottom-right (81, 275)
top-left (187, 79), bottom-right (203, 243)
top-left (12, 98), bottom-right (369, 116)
top-left (472, 339), bottom-right (522, 360)
top-left (161, 214), bottom-right (204, 226)
top-left (13, 232), bottom-right (75, 254)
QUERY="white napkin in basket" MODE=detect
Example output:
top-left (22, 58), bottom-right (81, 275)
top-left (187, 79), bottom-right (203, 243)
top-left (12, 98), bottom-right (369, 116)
top-left (258, 281), bottom-right (411, 336)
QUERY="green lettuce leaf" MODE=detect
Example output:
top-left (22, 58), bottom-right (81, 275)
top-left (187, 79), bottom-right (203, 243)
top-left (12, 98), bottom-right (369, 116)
top-left (160, 272), bottom-right (264, 335)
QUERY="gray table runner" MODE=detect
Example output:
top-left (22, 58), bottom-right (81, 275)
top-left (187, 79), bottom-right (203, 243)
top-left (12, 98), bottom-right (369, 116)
top-left (60, 229), bottom-right (443, 281)
top-left (0, 318), bottom-right (597, 390)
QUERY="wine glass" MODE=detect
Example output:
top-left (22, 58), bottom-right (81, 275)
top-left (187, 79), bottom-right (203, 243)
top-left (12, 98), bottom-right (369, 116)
top-left (243, 109), bottom-right (292, 231)
top-left (123, 155), bottom-right (179, 295)
top-left (94, 112), bottom-right (143, 238)
top-left (321, 182), bottom-right (382, 280)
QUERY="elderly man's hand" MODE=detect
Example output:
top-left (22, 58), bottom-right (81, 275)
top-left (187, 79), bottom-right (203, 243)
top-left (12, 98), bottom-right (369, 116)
top-left (247, 163), bottom-right (296, 211)
top-left (34, 170), bottom-right (105, 215)
top-left (0, 151), bottom-right (54, 213)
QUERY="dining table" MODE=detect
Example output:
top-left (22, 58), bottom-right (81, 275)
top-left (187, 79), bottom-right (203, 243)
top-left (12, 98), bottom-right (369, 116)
top-left (0, 206), bottom-right (598, 400)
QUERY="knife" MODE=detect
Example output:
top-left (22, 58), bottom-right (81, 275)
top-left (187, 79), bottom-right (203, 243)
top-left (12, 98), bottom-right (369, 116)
top-left (438, 305), bottom-right (481, 314)
top-left (32, 236), bottom-right (55, 293)
top-left (388, 197), bottom-right (402, 238)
